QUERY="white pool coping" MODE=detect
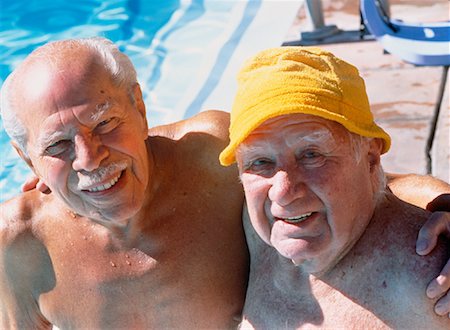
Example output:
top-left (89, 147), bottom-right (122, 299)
top-left (143, 0), bottom-right (303, 126)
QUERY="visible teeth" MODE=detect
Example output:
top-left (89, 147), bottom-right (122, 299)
top-left (88, 173), bottom-right (121, 192)
top-left (284, 212), bottom-right (313, 223)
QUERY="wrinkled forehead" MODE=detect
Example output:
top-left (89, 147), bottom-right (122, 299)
top-left (11, 54), bottom-right (112, 119)
top-left (243, 113), bottom-right (350, 147)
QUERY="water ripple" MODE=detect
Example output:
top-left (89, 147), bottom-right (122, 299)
top-left (0, 0), bottom-right (180, 201)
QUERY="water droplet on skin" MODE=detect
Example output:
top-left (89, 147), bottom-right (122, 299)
top-left (126, 260), bottom-right (131, 266)
top-left (110, 261), bottom-right (116, 267)
top-left (67, 209), bottom-right (77, 218)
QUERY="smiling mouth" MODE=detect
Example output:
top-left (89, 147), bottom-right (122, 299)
top-left (281, 212), bottom-right (313, 224)
top-left (87, 171), bottom-right (123, 192)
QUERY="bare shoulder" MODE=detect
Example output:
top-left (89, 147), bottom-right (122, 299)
top-left (149, 110), bottom-right (230, 142)
top-left (149, 110), bottom-right (237, 180)
top-left (332, 193), bottom-right (449, 328)
top-left (387, 172), bottom-right (450, 209)
top-left (0, 191), bottom-right (54, 328)
top-left (184, 109), bottom-right (230, 140)
top-left (0, 190), bottom-right (55, 270)
top-left (357, 193), bottom-right (448, 282)
top-left (1, 191), bottom-right (43, 242)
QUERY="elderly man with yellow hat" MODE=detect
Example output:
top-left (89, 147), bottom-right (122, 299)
top-left (220, 47), bottom-right (450, 328)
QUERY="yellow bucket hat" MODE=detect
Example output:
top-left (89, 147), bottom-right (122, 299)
top-left (219, 47), bottom-right (391, 166)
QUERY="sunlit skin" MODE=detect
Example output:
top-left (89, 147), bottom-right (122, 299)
top-left (237, 114), bottom-right (450, 328)
top-left (0, 43), bottom-right (248, 329)
top-left (237, 114), bottom-right (383, 275)
top-left (15, 56), bottom-right (150, 227)
top-left (2, 41), bottom-right (450, 329)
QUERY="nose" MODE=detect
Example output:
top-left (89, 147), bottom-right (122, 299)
top-left (72, 134), bottom-right (108, 172)
top-left (268, 168), bottom-right (306, 207)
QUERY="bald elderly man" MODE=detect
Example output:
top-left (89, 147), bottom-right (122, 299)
top-left (0, 37), bottom-right (247, 329)
top-left (219, 47), bottom-right (450, 328)
top-left (0, 38), bottom-right (449, 329)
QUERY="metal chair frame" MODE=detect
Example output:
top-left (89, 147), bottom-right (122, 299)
top-left (360, 0), bottom-right (450, 173)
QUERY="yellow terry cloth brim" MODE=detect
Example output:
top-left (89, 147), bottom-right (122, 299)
top-left (219, 47), bottom-right (391, 166)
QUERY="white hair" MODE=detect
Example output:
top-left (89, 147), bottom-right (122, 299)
top-left (0, 76), bottom-right (28, 151)
top-left (0, 37), bottom-right (138, 154)
top-left (348, 132), bottom-right (387, 201)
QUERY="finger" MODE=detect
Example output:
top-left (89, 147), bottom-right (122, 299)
top-left (21, 176), bottom-right (39, 192)
top-left (427, 261), bottom-right (450, 299)
top-left (427, 194), bottom-right (450, 212)
top-left (434, 291), bottom-right (450, 316)
top-left (416, 212), bottom-right (450, 255)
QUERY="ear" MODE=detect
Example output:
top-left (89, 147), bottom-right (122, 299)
top-left (367, 138), bottom-right (383, 172)
top-left (11, 140), bottom-right (34, 171)
top-left (12, 141), bottom-right (51, 193)
top-left (132, 83), bottom-right (148, 135)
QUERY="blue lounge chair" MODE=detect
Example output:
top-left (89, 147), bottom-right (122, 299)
top-left (360, 0), bottom-right (450, 66)
top-left (360, 0), bottom-right (450, 173)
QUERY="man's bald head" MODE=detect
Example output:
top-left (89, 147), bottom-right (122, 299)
top-left (0, 37), bottom-right (138, 153)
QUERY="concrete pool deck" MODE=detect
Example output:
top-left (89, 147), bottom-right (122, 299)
top-left (283, 0), bottom-right (449, 182)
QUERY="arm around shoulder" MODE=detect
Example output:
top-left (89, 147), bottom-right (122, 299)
top-left (185, 110), bottom-right (231, 142)
top-left (387, 173), bottom-right (450, 209)
top-left (148, 110), bottom-right (230, 143)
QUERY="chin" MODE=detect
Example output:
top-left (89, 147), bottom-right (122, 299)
top-left (274, 240), bottom-right (332, 271)
top-left (84, 203), bottom-right (140, 224)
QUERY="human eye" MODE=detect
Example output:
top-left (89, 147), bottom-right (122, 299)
top-left (45, 140), bottom-right (71, 156)
top-left (95, 117), bottom-right (118, 133)
top-left (242, 157), bottom-right (275, 173)
top-left (298, 149), bottom-right (327, 167)
top-left (98, 118), bottom-right (112, 126)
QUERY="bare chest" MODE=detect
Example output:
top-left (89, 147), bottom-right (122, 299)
top-left (36, 219), bottom-right (243, 329)
top-left (242, 241), bottom-right (448, 330)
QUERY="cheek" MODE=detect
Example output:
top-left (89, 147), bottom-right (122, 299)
top-left (242, 178), bottom-right (267, 214)
top-left (103, 128), bottom-right (146, 159)
top-left (39, 160), bottom-right (69, 186)
top-left (242, 178), bottom-right (273, 244)
top-left (321, 170), bottom-right (373, 239)
top-left (309, 161), bottom-right (359, 203)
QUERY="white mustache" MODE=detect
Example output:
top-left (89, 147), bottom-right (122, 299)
top-left (77, 161), bottom-right (127, 189)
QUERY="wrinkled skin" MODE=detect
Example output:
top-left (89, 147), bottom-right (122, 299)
top-left (0, 43), bottom-right (248, 329)
top-left (237, 114), bottom-right (450, 327)
top-left (14, 54), bottom-right (149, 227)
top-left (237, 114), bottom-right (380, 274)
top-left (20, 126), bottom-right (450, 319)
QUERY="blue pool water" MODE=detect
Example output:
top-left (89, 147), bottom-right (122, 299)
top-left (0, 0), bottom-right (273, 202)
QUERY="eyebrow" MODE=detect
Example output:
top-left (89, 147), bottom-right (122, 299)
top-left (36, 102), bottom-right (113, 151)
top-left (291, 129), bottom-right (335, 144)
top-left (90, 101), bottom-right (113, 121)
top-left (37, 131), bottom-right (66, 152)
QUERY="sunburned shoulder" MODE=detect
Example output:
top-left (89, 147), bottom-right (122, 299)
top-left (148, 110), bottom-right (237, 178)
top-left (387, 172), bottom-right (450, 209)
top-left (148, 110), bottom-right (230, 142)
